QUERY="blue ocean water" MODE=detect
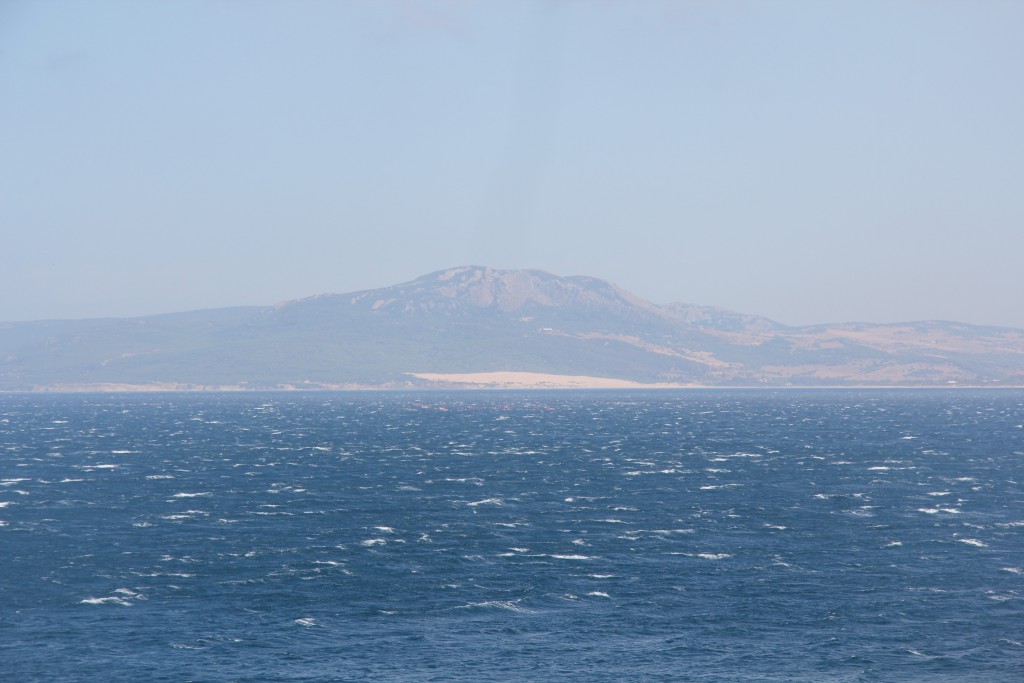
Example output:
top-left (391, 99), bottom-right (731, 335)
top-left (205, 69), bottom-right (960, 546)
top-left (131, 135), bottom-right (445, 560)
top-left (1, 390), bottom-right (1022, 682)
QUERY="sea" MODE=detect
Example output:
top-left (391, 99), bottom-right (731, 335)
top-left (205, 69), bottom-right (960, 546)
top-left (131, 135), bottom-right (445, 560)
top-left (1, 390), bottom-right (1022, 682)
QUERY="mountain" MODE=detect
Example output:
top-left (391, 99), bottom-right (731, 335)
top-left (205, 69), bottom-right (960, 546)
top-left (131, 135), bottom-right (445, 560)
top-left (2, 266), bottom-right (1023, 390)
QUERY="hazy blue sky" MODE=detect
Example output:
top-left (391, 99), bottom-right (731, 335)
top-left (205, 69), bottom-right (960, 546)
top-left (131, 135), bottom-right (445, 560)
top-left (3, 0), bottom-right (1023, 327)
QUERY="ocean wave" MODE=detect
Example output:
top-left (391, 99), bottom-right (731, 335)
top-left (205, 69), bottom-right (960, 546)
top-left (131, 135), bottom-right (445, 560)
top-left (80, 596), bottom-right (133, 606)
top-left (455, 600), bottom-right (533, 613)
top-left (467, 498), bottom-right (503, 506)
top-left (80, 588), bottom-right (144, 607)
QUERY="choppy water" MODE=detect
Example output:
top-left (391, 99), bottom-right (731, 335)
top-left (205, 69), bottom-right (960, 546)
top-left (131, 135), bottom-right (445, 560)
top-left (2, 390), bottom-right (1022, 682)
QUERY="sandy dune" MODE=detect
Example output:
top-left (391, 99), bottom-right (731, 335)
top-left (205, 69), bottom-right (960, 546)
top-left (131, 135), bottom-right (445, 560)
top-left (409, 371), bottom-right (693, 389)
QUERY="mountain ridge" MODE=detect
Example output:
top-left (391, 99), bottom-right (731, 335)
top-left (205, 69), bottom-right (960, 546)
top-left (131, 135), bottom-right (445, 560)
top-left (2, 266), bottom-right (1023, 390)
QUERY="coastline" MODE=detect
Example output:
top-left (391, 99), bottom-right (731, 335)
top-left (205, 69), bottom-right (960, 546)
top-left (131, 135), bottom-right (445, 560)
top-left (2, 370), bottom-right (1022, 393)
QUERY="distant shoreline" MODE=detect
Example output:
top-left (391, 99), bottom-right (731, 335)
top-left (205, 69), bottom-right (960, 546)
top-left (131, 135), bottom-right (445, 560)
top-left (3, 370), bottom-right (1023, 394)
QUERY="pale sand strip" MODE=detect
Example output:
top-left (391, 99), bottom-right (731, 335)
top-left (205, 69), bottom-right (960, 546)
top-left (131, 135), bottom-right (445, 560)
top-left (409, 371), bottom-right (693, 389)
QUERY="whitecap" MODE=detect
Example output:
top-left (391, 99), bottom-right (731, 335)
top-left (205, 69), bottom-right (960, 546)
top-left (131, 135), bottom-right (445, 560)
top-left (80, 596), bottom-right (132, 606)
top-left (587, 591), bottom-right (611, 598)
top-left (696, 553), bottom-right (732, 560)
top-left (360, 538), bottom-right (387, 547)
top-left (958, 538), bottom-right (987, 547)
top-left (457, 600), bottom-right (533, 613)
top-left (549, 554), bottom-right (596, 560)
top-left (294, 617), bottom-right (318, 627)
top-left (467, 498), bottom-right (503, 507)
top-left (171, 492), bottom-right (211, 498)
top-left (81, 588), bottom-right (141, 606)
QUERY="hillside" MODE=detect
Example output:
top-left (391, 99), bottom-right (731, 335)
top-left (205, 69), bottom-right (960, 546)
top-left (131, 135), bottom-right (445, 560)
top-left (2, 266), bottom-right (1023, 390)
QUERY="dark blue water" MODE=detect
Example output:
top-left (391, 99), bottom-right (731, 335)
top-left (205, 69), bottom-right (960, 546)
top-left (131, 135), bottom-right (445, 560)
top-left (2, 390), bottom-right (1022, 681)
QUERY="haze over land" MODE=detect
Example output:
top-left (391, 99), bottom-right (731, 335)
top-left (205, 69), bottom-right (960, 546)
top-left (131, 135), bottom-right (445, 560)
top-left (3, 1), bottom-right (1023, 328)
top-left (2, 267), bottom-right (1023, 391)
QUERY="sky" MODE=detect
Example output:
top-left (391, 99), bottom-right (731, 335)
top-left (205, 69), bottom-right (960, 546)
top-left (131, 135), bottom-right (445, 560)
top-left (3, 0), bottom-right (1023, 327)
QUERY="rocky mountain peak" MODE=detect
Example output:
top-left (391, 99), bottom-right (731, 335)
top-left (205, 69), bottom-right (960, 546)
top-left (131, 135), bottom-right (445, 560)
top-left (338, 265), bottom-right (666, 317)
top-left (421, 266), bottom-right (640, 312)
